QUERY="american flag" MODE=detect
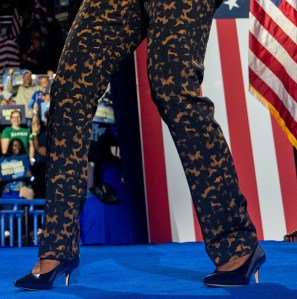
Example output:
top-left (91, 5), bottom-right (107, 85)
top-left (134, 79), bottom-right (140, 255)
top-left (0, 8), bottom-right (21, 74)
top-left (135, 0), bottom-right (297, 244)
top-left (11, 7), bottom-right (21, 38)
top-left (249, 0), bottom-right (297, 148)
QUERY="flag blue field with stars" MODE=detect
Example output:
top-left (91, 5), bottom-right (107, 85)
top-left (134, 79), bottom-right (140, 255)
top-left (215, 0), bottom-right (249, 18)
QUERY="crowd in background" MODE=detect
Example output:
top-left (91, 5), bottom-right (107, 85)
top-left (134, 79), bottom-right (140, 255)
top-left (0, 0), bottom-right (123, 245)
top-left (0, 67), bottom-right (52, 244)
top-left (0, 68), bottom-right (52, 201)
top-left (0, 0), bottom-right (85, 171)
top-left (0, 0), bottom-right (81, 201)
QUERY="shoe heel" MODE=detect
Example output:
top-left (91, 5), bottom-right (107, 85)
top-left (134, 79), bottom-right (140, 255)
top-left (254, 269), bottom-right (260, 283)
top-left (14, 257), bottom-right (80, 290)
top-left (65, 272), bottom-right (71, 286)
top-left (202, 244), bottom-right (266, 287)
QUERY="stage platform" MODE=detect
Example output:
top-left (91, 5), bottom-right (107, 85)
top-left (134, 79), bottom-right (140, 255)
top-left (2, 241), bottom-right (297, 298)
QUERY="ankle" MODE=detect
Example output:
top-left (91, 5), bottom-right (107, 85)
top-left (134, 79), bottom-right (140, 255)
top-left (216, 254), bottom-right (251, 272)
top-left (40, 259), bottom-right (61, 274)
top-left (32, 259), bottom-right (61, 275)
top-left (31, 261), bottom-right (40, 274)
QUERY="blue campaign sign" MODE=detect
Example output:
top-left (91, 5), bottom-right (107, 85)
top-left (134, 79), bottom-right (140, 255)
top-left (0, 104), bottom-right (26, 125)
top-left (93, 102), bottom-right (115, 124)
top-left (0, 154), bottom-right (30, 181)
top-left (41, 101), bottom-right (50, 122)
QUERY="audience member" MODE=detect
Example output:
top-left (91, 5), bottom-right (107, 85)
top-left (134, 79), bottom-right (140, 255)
top-left (28, 91), bottom-right (43, 112)
top-left (38, 76), bottom-right (50, 93)
top-left (0, 98), bottom-right (8, 106)
top-left (27, 76), bottom-right (50, 111)
top-left (43, 92), bottom-right (50, 102)
top-left (7, 97), bottom-right (16, 106)
top-left (6, 69), bottom-right (41, 125)
top-left (46, 70), bottom-right (55, 91)
top-left (30, 108), bottom-right (48, 198)
top-left (1, 110), bottom-right (34, 165)
top-left (88, 126), bottom-right (121, 205)
top-left (0, 138), bottom-right (34, 200)
top-left (0, 137), bottom-right (34, 241)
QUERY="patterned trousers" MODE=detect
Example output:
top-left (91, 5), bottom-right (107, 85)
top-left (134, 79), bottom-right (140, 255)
top-left (39, 0), bottom-right (258, 266)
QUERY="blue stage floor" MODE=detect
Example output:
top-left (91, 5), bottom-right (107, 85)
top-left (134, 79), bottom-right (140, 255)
top-left (2, 241), bottom-right (297, 298)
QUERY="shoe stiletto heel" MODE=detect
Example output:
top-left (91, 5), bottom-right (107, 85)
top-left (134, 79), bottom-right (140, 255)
top-left (202, 243), bottom-right (266, 287)
top-left (254, 269), bottom-right (260, 283)
top-left (65, 271), bottom-right (72, 286)
top-left (13, 257), bottom-right (80, 290)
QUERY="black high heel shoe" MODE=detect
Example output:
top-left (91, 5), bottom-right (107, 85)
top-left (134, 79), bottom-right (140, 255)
top-left (202, 243), bottom-right (266, 287)
top-left (13, 257), bottom-right (80, 290)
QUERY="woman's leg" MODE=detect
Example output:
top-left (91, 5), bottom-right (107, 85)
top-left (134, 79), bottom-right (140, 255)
top-left (38, 0), bottom-right (146, 262)
top-left (146, 0), bottom-right (258, 267)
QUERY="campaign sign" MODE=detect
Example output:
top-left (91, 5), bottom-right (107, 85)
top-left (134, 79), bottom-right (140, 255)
top-left (41, 101), bottom-right (50, 122)
top-left (0, 154), bottom-right (30, 181)
top-left (0, 105), bottom-right (26, 125)
top-left (2, 68), bottom-right (30, 87)
top-left (93, 102), bottom-right (115, 124)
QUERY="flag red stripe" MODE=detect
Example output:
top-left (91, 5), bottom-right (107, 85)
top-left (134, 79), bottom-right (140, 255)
top-left (249, 33), bottom-right (297, 101)
top-left (271, 116), bottom-right (297, 234)
top-left (251, 1), bottom-right (297, 61)
top-left (135, 40), bottom-right (172, 243)
top-left (216, 19), bottom-right (264, 239)
top-left (249, 69), bottom-right (297, 137)
top-left (279, 1), bottom-right (297, 26)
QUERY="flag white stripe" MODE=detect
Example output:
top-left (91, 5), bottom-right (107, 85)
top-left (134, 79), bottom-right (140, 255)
top-left (237, 19), bottom-right (286, 240)
top-left (285, 0), bottom-right (297, 10)
top-left (162, 21), bottom-right (233, 243)
top-left (254, 0), bottom-right (297, 41)
top-left (162, 122), bottom-right (196, 242)
top-left (249, 51), bottom-right (297, 121)
top-left (246, 98), bottom-right (287, 240)
top-left (0, 53), bottom-right (19, 59)
top-left (0, 48), bottom-right (19, 54)
top-left (249, 14), bottom-right (297, 82)
top-left (163, 18), bottom-right (293, 241)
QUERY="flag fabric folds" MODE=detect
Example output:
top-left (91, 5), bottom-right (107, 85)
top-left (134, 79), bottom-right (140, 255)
top-left (0, 8), bottom-right (21, 74)
top-left (11, 8), bottom-right (21, 38)
top-left (249, 0), bottom-right (297, 148)
top-left (0, 38), bottom-right (20, 74)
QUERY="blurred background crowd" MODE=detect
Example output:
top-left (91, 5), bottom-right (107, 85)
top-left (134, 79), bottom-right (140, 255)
top-left (0, 0), bottom-right (81, 202)
top-left (0, 0), bottom-right (130, 245)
